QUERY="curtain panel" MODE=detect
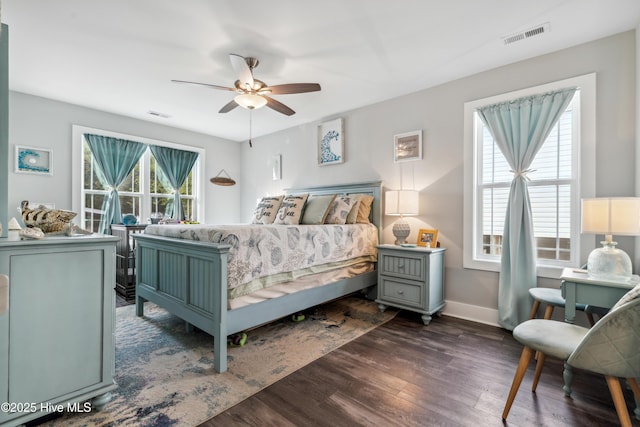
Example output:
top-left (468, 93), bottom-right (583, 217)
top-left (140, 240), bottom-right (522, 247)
top-left (149, 145), bottom-right (199, 220)
top-left (477, 87), bottom-right (577, 330)
top-left (84, 134), bottom-right (147, 234)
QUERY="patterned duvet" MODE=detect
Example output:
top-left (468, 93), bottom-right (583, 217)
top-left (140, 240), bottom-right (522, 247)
top-left (144, 223), bottom-right (378, 299)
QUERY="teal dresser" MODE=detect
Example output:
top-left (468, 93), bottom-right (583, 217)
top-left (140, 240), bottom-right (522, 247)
top-left (0, 235), bottom-right (118, 426)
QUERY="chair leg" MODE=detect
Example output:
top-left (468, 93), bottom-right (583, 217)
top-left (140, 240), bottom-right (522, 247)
top-left (627, 378), bottom-right (640, 420)
top-left (531, 352), bottom-right (546, 392)
top-left (529, 300), bottom-right (541, 319)
top-left (627, 377), bottom-right (640, 402)
top-left (605, 376), bottom-right (633, 427)
top-left (502, 346), bottom-right (534, 420)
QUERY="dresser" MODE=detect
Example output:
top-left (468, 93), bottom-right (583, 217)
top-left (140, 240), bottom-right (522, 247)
top-left (111, 224), bottom-right (146, 300)
top-left (376, 244), bottom-right (446, 325)
top-left (0, 235), bottom-right (118, 426)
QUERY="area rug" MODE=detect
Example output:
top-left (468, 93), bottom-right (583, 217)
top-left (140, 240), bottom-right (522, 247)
top-left (42, 296), bottom-right (397, 427)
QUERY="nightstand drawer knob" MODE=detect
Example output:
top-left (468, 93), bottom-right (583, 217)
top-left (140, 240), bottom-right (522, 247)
top-left (397, 290), bottom-right (404, 295)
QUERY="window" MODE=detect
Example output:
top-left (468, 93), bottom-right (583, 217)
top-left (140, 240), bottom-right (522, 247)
top-left (73, 126), bottom-right (204, 233)
top-left (463, 74), bottom-right (596, 278)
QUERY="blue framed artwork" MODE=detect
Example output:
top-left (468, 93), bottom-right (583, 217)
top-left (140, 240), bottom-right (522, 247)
top-left (317, 118), bottom-right (344, 166)
top-left (15, 145), bottom-right (53, 175)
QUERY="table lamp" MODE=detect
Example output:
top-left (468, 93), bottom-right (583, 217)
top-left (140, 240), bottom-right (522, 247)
top-left (581, 197), bottom-right (640, 281)
top-left (385, 190), bottom-right (419, 245)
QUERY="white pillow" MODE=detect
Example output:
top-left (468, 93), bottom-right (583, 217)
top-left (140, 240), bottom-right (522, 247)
top-left (325, 196), bottom-right (358, 224)
top-left (274, 194), bottom-right (309, 225)
top-left (252, 195), bottom-right (284, 224)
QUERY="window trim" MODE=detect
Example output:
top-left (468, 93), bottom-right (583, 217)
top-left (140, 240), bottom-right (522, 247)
top-left (72, 125), bottom-right (205, 228)
top-left (462, 74), bottom-right (596, 279)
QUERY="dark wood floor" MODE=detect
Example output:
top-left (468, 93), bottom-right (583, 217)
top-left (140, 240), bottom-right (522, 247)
top-left (201, 310), bottom-right (639, 427)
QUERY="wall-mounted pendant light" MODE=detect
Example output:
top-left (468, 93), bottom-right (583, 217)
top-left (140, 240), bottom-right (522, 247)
top-left (210, 169), bottom-right (236, 186)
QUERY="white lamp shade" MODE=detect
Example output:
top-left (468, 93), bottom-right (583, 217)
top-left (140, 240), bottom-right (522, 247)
top-left (581, 197), bottom-right (640, 235)
top-left (234, 93), bottom-right (267, 110)
top-left (385, 190), bottom-right (419, 216)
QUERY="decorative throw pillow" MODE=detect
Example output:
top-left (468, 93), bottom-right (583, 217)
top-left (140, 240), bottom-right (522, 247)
top-left (325, 196), bottom-right (358, 224)
top-left (345, 194), bottom-right (374, 224)
top-left (355, 194), bottom-right (374, 223)
top-left (301, 194), bottom-right (336, 225)
top-left (252, 195), bottom-right (284, 224)
top-left (346, 198), bottom-right (360, 224)
top-left (274, 194), bottom-right (309, 225)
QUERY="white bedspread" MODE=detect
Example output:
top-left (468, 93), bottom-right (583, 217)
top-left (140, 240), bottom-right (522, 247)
top-left (144, 223), bottom-right (378, 298)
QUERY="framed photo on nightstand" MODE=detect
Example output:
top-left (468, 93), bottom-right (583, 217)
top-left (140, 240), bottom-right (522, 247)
top-left (417, 228), bottom-right (438, 248)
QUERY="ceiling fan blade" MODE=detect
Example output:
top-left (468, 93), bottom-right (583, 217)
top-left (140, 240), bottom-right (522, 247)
top-left (264, 96), bottom-right (295, 116)
top-left (219, 99), bottom-right (239, 113)
top-left (171, 79), bottom-right (235, 91)
top-left (229, 54), bottom-right (254, 90)
top-left (263, 83), bottom-right (321, 95)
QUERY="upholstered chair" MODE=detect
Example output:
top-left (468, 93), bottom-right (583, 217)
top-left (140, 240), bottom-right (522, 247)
top-left (528, 287), bottom-right (594, 325)
top-left (503, 293), bottom-right (640, 426)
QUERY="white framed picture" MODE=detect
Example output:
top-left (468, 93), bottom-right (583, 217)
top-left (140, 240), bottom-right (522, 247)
top-left (317, 118), bottom-right (344, 166)
top-left (272, 154), bottom-right (282, 180)
top-left (15, 145), bottom-right (53, 175)
top-left (393, 130), bottom-right (422, 162)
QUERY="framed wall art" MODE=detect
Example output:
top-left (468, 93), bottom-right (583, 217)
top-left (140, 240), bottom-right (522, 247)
top-left (317, 118), bottom-right (344, 166)
top-left (393, 130), bottom-right (422, 162)
top-left (417, 228), bottom-right (438, 248)
top-left (272, 154), bottom-right (282, 180)
top-left (15, 145), bottom-right (53, 175)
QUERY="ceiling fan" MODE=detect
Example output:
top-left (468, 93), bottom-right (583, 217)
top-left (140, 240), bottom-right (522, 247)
top-left (172, 54), bottom-right (321, 116)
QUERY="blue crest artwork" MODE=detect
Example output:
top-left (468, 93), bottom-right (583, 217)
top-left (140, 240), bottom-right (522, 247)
top-left (320, 130), bottom-right (341, 164)
top-left (17, 147), bottom-right (51, 174)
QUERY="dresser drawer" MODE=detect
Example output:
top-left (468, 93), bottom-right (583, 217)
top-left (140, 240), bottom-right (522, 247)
top-left (379, 277), bottom-right (423, 308)
top-left (379, 251), bottom-right (426, 281)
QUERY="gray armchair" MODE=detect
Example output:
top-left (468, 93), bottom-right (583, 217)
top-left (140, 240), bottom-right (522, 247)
top-left (503, 290), bottom-right (640, 426)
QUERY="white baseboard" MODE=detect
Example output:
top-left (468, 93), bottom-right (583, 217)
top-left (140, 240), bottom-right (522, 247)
top-left (441, 300), bottom-right (501, 328)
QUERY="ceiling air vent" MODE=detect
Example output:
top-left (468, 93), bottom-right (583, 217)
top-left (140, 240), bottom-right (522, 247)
top-left (147, 110), bottom-right (171, 119)
top-left (502, 23), bottom-right (550, 46)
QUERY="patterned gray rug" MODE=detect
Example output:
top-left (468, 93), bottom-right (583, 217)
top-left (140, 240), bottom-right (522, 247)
top-left (42, 295), bottom-right (397, 426)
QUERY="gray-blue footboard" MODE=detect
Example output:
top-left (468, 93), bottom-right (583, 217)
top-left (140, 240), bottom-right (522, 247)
top-left (133, 233), bottom-right (377, 373)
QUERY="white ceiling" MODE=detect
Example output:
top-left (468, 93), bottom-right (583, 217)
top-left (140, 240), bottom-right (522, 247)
top-left (2, 0), bottom-right (640, 142)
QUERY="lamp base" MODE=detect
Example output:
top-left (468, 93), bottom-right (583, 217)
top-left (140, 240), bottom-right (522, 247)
top-left (587, 240), bottom-right (632, 281)
top-left (392, 220), bottom-right (411, 245)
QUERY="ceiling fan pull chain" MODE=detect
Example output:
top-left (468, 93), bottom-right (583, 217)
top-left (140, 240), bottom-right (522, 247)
top-left (249, 109), bottom-right (253, 148)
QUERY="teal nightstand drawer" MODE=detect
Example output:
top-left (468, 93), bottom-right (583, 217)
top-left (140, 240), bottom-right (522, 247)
top-left (379, 251), bottom-right (426, 281)
top-left (379, 277), bottom-right (423, 308)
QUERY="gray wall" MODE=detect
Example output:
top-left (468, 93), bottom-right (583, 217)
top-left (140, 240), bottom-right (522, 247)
top-left (8, 92), bottom-right (242, 225)
top-left (240, 31), bottom-right (637, 322)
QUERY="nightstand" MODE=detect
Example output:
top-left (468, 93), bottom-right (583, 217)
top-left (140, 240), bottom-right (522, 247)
top-left (376, 244), bottom-right (446, 325)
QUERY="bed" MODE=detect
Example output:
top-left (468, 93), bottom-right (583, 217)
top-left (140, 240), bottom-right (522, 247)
top-left (133, 181), bottom-right (382, 373)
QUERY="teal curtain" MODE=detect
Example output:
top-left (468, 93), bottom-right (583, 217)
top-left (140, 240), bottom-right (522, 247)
top-left (149, 145), bottom-right (199, 220)
top-left (477, 88), bottom-right (576, 330)
top-left (85, 134), bottom-right (147, 234)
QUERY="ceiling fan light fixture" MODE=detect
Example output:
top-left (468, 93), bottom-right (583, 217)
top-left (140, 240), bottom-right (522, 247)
top-left (234, 93), bottom-right (267, 110)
